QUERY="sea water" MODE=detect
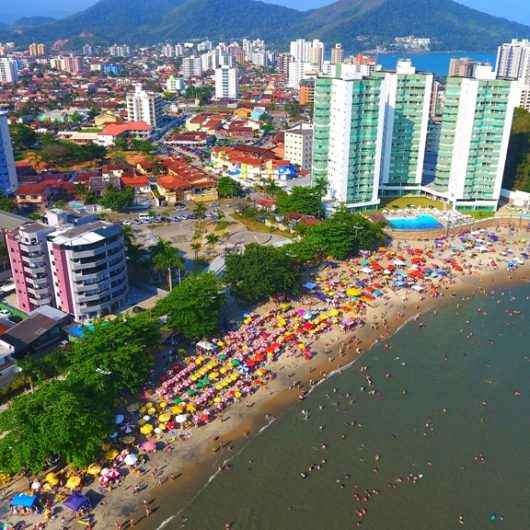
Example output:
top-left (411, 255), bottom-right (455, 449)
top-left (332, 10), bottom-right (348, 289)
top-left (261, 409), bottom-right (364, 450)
top-left (167, 282), bottom-right (530, 530)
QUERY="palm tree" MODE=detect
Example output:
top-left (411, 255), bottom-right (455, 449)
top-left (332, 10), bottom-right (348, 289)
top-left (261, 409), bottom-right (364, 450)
top-left (191, 241), bottom-right (202, 261)
top-left (205, 233), bottom-right (220, 253)
top-left (18, 357), bottom-right (44, 393)
top-left (152, 238), bottom-right (185, 290)
top-left (193, 202), bottom-right (207, 220)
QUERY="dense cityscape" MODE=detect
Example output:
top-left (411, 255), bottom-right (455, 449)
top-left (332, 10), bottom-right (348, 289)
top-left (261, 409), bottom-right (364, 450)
top-left (0, 2), bottom-right (529, 529)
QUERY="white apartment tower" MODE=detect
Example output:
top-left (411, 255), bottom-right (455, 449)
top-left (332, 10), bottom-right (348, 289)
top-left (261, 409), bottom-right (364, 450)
top-left (215, 66), bottom-right (239, 100)
top-left (495, 39), bottom-right (530, 83)
top-left (284, 125), bottom-right (313, 171)
top-left (0, 58), bottom-right (18, 84)
top-left (126, 83), bottom-right (164, 128)
top-left (0, 111), bottom-right (18, 194)
top-left (182, 56), bottom-right (203, 79)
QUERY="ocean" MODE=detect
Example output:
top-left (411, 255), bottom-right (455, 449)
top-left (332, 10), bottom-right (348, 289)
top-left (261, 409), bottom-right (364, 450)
top-left (162, 281), bottom-right (530, 530)
top-left (376, 51), bottom-right (497, 77)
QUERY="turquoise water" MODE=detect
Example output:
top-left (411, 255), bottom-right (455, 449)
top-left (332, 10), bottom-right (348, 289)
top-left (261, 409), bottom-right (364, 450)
top-left (387, 214), bottom-right (443, 231)
top-left (377, 51), bottom-right (497, 77)
top-left (172, 282), bottom-right (530, 530)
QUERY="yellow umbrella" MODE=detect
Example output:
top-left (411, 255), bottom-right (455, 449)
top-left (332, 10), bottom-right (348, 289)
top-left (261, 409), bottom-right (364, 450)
top-left (87, 464), bottom-right (101, 476)
top-left (186, 403), bottom-right (196, 413)
top-left (159, 413), bottom-right (171, 423)
top-left (45, 473), bottom-right (59, 486)
top-left (42, 483), bottom-right (53, 492)
top-left (214, 396), bottom-right (222, 403)
top-left (159, 401), bottom-right (168, 409)
top-left (66, 476), bottom-right (81, 490)
top-left (171, 405), bottom-right (183, 415)
top-left (158, 423), bottom-right (167, 431)
top-left (104, 449), bottom-right (119, 461)
top-left (147, 407), bottom-right (156, 416)
top-left (234, 391), bottom-right (242, 399)
top-left (209, 371), bottom-right (219, 380)
top-left (140, 423), bottom-right (154, 435)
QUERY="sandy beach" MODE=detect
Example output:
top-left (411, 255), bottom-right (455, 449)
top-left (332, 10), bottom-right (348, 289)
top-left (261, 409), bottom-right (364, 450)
top-left (2, 225), bottom-right (529, 530)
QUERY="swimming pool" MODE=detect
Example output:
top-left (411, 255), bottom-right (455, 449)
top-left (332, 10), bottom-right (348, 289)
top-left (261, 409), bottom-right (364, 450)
top-left (386, 214), bottom-right (443, 231)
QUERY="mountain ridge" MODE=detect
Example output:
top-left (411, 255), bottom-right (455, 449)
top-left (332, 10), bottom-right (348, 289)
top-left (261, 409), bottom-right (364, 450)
top-left (1, 0), bottom-right (529, 51)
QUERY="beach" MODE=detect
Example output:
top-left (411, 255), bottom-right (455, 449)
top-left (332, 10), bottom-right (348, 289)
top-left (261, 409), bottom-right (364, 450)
top-left (2, 225), bottom-right (529, 530)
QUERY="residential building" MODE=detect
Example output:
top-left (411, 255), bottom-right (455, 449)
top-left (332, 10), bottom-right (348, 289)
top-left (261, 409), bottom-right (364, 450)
top-left (55, 55), bottom-right (83, 75)
top-left (284, 125), bottom-right (313, 171)
top-left (165, 75), bottom-right (186, 93)
top-left (215, 66), bottom-right (239, 99)
top-left (289, 39), bottom-right (324, 69)
top-left (126, 83), bottom-right (164, 128)
top-left (0, 111), bottom-right (18, 194)
top-left (430, 77), bottom-right (520, 210)
top-left (6, 212), bottom-right (128, 321)
top-left (448, 57), bottom-right (476, 77)
top-left (182, 56), bottom-right (202, 79)
top-left (277, 53), bottom-right (292, 78)
top-left (28, 42), bottom-right (46, 57)
top-left (299, 79), bottom-right (315, 106)
top-left (109, 44), bottom-right (131, 57)
top-left (97, 121), bottom-right (152, 147)
top-left (330, 44), bottom-right (343, 65)
top-left (0, 58), bottom-right (18, 84)
top-left (520, 84), bottom-right (530, 111)
top-left (378, 59), bottom-right (433, 193)
top-left (312, 76), bottom-right (386, 209)
top-left (495, 39), bottom-right (530, 83)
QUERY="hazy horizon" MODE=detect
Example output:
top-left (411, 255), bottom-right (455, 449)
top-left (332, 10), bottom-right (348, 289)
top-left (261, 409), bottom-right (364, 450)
top-left (2, 0), bottom-right (529, 25)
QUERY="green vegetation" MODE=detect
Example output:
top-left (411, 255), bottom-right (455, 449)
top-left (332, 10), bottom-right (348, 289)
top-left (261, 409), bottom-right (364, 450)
top-left (275, 186), bottom-right (324, 217)
top-left (382, 195), bottom-right (445, 210)
top-left (225, 243), bottom-right (301, 303)
top-left (0, 314), bottom-right (160, 474)
top-left (504, 107), bottom-right (530, 193)
top-left (152, 238), bottom-right (185, 290)
top-left (185, 86), bottom-right (214, 105)
top-left (285, 101), bottom-right (301, 120)
top-left (36, 136), bottom-right (106, 166)
top-left (155, 272), bottom-right (224, 341)
top-left (0, 193), bottom-right (15, 212)
top-left (100, 185), bottom-right (134, 211)
top-left (217, 176), bottom-right (243, 198)
top-left (9, 123), bottom-right (37, 154)
top-left (290, 208), bottom-right (386, 262)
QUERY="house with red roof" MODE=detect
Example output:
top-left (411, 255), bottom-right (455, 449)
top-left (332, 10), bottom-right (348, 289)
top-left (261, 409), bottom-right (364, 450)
top-left (15, 179), bottom-right (76, 208)
top-left (97, 121), bottom-right (152, 147)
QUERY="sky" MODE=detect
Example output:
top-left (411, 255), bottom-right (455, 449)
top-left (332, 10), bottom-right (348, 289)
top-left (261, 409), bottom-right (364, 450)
top-left (2, 0), bottom-right (530, 25)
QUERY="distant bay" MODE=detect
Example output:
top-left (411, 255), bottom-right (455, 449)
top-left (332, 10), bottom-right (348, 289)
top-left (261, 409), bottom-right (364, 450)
top-left (376, 51), bottom-right (497, 77)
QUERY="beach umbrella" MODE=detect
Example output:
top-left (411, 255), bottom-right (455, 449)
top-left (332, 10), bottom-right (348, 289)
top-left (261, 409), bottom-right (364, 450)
top-left (104, 449), bottom-right (119, 461)
top-left (31, 480), bottom-right (41, 491)
top-left (141, 440), bottom-right (156, 452)
top-left (175, 414), bottom-right (188, 424)
top-left (66, 476), bottom-right (81, 490)
top-left (45, 473), bottom-right (59, 486)
top-left (140, 423), bottom-right (154, 435)
top-left (158, 412), bottom-right (171, 423)
top-left (115, 414), bottom-right (125, 425)
top-left (87, 464), bottom-right (102, 476)
top-left (124, 453), bottom-right (138, 466)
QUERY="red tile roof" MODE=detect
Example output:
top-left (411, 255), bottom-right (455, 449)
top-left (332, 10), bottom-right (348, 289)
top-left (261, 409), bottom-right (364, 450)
top-left (101, 121), bottom-right (151, 137)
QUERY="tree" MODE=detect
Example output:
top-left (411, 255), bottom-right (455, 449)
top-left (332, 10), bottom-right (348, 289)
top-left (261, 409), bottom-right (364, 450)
top-left (275, 186), bottom-right (324, 217)
top-left (504, 107), bottom-right (530, 192)
top-left (289, 208), bottom-right (386, 262)
top-left (100, 185), bottom-right (134, 211)
top-left (130, 139), bottom-right (156, 154)
top-left (285, 100), bottom-right (301, 120)
top-left (205, 233), bottom-right (220, 251)
top-left (155, 273), bottom-right (224, 340)
top-left (0, 193), bottom-right (15, 212)
top-left (191, 241), bottom-right (202, 260)
top-left (152, 238), bottom-right (185, 290)
top-left (217, 176), bottom-right (243, 198)
top-left (9, 124), bottom-right (37, 154)
top-left (225, 243), bottom-right (301, 303)
top-left (193, 202), bottom-right (207, 219)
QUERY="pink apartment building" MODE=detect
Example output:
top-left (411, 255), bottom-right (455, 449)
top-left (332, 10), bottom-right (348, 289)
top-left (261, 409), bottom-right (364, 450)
top-left (6, 211), bottom-right (128, 321)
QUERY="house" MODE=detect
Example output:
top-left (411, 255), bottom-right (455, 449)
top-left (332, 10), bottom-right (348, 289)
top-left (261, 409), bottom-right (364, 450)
top-left (97, 121), bottom-right (152, 147)
top-left (0, 305), bottom-right (71, 358)
top-left (15, 179), bottom-right (76, 208)
top-left (94, 111), bottom-right (122, 127)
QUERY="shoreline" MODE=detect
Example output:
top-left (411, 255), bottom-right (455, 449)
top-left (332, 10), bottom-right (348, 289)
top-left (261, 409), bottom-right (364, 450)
top-left (2, 228), bottom-right (529, 530)
top-left (130, 265), bottom-right (530, 530)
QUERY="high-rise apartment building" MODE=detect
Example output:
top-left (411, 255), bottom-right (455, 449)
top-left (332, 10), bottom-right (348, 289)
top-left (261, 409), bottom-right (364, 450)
top-left (378, 60), bottom-right (433, 192)
top-left (165, 75), bottom-right (185, 93)
top-left (431, 77), bottom-right (519, 210)
top-left (6, 212), bottom-right (128, 321)
top-left (0, 58), bottom-right (18, 84)
top-left (28, 42), bottom-right (46, 57)
top-left (299, 79), bottom-right (315, 105)
top-left (56, 55), bottom-right (83, 75)
top-left (312, 76), bottom-right (386, 209)
top-left (109, 44), bottom-right (131, 57)
top-left (277, 53), bottom-right (292, 79)
top-left (126, 84), bottom-right (164, 128)
top-left (0, 111), bottom-right (18, 194)
top-left (495, 39), bottom-right (530, 83)
top-left (214, 66), bottom-right (239, 100)
top-left (330, 44), bottom-right (343, 65)
top-left (181, 56), bottom-right (202, 79)
top-left (448, 57), bottom-right (476, 77)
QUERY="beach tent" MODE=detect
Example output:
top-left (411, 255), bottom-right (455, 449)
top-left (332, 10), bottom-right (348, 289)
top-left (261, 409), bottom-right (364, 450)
top-left (10, 493), bottom-right (37, 509)
top-left (64, 493), bottom-right (90, 512)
